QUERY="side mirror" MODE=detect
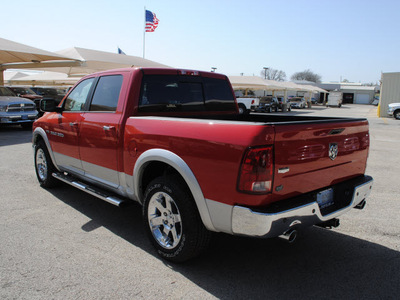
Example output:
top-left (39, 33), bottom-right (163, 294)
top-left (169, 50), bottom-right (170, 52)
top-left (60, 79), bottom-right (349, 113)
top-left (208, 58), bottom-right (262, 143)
top-left (40, 98), bottom-right (62, 113)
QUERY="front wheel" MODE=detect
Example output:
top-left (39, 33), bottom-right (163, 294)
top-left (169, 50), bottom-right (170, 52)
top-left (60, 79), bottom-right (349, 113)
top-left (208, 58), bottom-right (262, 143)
top-left (34, 141), bottom-right (59, 188)
top-left (394, 110), bottom-right (400, 120)
top-left (143, 176), bottom-right (211, 262)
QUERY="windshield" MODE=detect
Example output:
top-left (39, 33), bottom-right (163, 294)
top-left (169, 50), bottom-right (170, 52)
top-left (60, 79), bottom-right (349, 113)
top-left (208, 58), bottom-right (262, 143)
top-left (0, 87), bottom-right (16, 97)
top-left (139, 75), bottom-right (236, 112)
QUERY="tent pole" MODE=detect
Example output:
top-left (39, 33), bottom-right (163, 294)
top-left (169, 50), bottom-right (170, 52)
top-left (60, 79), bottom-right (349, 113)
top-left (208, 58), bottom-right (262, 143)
top-left (0, 69), bottom-right (4, 86)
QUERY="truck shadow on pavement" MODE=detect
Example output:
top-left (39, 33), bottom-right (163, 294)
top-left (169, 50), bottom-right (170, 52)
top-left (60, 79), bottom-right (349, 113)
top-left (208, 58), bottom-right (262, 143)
top-left (47, 184), bottom-right (399, 300)
top-left (0, 125), bottom-right (32, 147)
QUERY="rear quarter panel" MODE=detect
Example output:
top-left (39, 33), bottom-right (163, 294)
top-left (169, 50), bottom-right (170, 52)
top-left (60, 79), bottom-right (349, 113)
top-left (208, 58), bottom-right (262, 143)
top-left (123, 117), bottom-right (275, 206)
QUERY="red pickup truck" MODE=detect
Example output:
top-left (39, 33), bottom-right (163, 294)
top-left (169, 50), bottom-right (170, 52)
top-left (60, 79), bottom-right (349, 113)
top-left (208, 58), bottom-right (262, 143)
top-left (32, 68), bottom-right (373, 262)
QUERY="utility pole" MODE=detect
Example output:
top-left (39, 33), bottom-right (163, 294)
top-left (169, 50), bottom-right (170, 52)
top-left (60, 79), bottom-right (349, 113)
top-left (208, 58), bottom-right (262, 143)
top-left (263, 67), bottom-right (269, 96)
top-left (263, 67), bottom-right (269, 79)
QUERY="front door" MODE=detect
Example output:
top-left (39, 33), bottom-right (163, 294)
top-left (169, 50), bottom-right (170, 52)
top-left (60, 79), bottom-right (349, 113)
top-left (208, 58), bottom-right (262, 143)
top-left (49, 77), bottom-right (95, 175)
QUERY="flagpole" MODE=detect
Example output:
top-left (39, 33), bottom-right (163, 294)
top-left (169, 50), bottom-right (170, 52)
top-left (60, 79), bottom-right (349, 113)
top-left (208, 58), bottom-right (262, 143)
top-left (143, 6), bottom-right (146, 58)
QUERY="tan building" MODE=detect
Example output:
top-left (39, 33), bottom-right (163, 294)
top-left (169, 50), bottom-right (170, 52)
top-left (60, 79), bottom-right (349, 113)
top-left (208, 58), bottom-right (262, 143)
top-left (379, 72), bottom-right (400, 117)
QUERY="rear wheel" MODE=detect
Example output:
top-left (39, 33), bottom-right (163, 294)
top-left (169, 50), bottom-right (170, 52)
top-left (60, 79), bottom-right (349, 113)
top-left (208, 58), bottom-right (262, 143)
top-left (143, 176), bottom-right (211, 262)
top-left (238, 104), bottom-right (248, 115)
top-left (34, 140), bottom-right (59, 188)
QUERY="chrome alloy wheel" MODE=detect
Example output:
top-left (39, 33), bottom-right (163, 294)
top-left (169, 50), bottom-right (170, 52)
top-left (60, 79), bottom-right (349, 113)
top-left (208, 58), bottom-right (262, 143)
top-left (36, 148), bottom-right (48, 181)
top-left (147, 191), bottom-right (182, 249)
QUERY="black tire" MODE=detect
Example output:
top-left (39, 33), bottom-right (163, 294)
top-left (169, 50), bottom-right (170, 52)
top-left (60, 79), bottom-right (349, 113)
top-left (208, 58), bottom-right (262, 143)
top-left (394, 110), bottom-right (400, 120)
top-left (34, 140), bottom-right (59, 188)
top-left (143, 176), bottom-right (211, 262)
top-left (238, 104), bottom-right (248, 115)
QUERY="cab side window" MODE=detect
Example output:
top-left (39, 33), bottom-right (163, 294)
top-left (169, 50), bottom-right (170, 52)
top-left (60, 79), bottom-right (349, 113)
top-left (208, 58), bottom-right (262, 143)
top-left (89, 75), bottom-right (123, 112)
top-left (64, 78), bottom-right (95, 111)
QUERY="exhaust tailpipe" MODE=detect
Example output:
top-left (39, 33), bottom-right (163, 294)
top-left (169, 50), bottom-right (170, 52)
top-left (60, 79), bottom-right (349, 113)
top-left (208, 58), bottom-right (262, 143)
top-left (316, 218), bottom-right (340, 229)
top-left (354, 200), bottom-right (366, 210)
top-left (278, 229), bottom-right (298, 243)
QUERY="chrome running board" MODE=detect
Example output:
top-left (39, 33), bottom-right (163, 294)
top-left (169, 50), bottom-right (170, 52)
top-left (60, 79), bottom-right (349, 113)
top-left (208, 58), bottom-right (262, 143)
top-left (52, 172), bottom-right (126, 207)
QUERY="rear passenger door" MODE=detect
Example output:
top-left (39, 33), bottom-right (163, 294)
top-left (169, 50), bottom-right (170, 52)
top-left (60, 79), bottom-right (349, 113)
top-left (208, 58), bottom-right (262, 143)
top-left (78, 74), bottom-right (125, 189)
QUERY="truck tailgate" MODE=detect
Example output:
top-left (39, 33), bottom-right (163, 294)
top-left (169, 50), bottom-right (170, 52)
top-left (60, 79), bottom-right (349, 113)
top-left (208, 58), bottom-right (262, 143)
top-left (272, 119), bottom-right (370, 202)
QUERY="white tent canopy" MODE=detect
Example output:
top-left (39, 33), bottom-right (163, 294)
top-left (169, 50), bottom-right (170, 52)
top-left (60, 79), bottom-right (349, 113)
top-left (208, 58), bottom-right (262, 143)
top-left (0, 37), bottom-right (76, 65)
top-left (34, 47), bottom-right (171, 76)
top-left (295, 84), bottom-right (328, 93)
top-left (228, 76), bottom-right (292, 91)
top-left (4, 71), bottom-right (30, 81)
top-left (0, 37), bottom-right (80, 85)
top-left (7, 71), bottom-right (81, 86)
top-left (228, 76), bottom-right (321, 92)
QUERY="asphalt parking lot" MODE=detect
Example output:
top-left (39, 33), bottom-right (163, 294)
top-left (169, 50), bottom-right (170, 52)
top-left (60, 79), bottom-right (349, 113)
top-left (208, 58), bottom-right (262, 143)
top-left (1, 104), bottom-right (399, 299)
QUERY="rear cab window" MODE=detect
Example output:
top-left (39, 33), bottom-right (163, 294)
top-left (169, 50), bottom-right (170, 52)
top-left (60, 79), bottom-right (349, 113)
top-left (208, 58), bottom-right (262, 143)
top-left (89, 75), bottom-right (123, 112)
top-left (138, 74), bottom-right (236, 113)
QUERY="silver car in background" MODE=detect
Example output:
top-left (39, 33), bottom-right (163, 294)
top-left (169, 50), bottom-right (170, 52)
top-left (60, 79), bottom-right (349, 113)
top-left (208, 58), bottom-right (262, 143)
top-left (0, 87), bottom-right (38, 129)
top-left (387, 103), bottom-right (400, 120)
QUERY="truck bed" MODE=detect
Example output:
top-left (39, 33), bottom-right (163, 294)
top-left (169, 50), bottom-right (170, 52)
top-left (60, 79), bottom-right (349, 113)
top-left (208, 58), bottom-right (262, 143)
top-left (127, 113), bottom-right (369, 208)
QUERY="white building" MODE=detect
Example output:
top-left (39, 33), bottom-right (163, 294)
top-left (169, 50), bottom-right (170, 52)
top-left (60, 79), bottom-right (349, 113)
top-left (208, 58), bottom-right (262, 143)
top-left (317, 82), bottom-right (376, 104)
top-left (379, 72), bottom-right (400, 117)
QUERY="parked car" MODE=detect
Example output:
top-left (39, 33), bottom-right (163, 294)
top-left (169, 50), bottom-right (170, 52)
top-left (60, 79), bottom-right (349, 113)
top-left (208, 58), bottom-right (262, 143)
top-left (277, 97), bottom-right (291, 111)
top-left (256, 96), bottom-right (279, 112)
top-left (8, 87), bottom-right (43, 110)
top-left (290, 97), bottom-right (307, 109)
top-left (236, 97), bottom-right (259, 114)
top-left (30, 87), bottom-right (65, 104)
top-left (0, 87), bottom-right (38, 129)
top-left (387, 103), bottom-right (400, 120)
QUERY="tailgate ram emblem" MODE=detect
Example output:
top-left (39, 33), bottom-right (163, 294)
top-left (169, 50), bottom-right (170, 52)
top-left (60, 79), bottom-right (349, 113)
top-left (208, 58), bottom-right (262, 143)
top-left (329, 143), bottom-right (339, 160)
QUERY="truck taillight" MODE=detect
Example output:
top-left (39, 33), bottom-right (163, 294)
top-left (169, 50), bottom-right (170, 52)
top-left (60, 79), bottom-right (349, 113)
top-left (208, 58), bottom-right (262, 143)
top-left (238, 146), bottom-right (274, 194)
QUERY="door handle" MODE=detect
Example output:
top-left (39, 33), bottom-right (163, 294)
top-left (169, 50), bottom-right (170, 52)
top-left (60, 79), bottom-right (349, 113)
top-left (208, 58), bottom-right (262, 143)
top-left (69, 122), bottom-right (78, 127)
top-left (103, 126), bottom-right (115, 131)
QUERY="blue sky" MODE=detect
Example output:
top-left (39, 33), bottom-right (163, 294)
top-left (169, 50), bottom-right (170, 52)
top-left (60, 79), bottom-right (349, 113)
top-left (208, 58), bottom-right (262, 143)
top-left (2, 0), bottom-right (399, 83)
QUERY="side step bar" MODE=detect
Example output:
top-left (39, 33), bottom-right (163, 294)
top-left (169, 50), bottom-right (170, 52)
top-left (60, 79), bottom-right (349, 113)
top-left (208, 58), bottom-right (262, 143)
top-left (52, 172), bottom-right (126, 207)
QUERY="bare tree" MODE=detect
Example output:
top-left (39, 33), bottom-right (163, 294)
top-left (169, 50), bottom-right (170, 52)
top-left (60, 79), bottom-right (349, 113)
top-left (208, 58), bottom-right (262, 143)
top-left (290, 69), bottom-right (322, 83)
top-left (261, 68), bottom-right (287, 81)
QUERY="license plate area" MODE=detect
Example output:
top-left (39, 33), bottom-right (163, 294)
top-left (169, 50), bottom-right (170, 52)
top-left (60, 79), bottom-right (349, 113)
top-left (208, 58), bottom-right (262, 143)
top-left (317, 188), bottom-right (334, 209)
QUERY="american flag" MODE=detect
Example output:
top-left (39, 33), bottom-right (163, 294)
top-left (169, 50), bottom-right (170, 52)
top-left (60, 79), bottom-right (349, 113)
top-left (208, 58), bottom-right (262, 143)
top-left (145, 10), bottom-right (159, 32)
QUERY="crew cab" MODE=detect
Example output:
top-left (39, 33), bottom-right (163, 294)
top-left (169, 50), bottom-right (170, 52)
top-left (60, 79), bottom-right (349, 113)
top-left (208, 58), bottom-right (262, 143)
top-left (32, 68), bottom-right (373, 262)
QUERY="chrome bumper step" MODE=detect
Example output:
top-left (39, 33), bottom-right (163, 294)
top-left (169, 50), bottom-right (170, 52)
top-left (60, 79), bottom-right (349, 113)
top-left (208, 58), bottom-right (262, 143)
top-left (52, 172), bottom-right (126, 207)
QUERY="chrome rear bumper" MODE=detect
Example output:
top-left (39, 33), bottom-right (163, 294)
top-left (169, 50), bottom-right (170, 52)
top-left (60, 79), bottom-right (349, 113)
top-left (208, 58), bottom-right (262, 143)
top-left (232, 175), bottom-right (373, 238)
